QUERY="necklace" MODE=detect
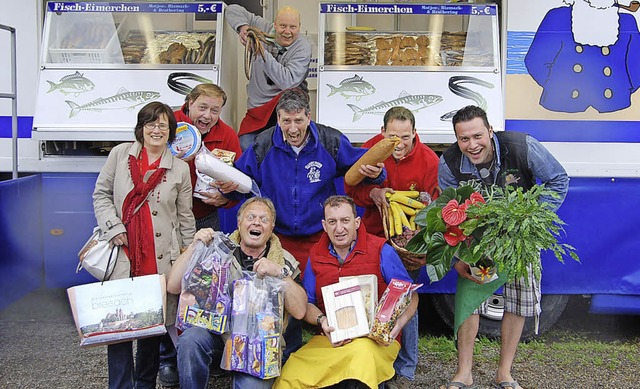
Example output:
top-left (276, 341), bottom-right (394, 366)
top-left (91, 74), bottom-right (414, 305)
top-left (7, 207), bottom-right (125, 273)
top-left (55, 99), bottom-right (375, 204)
top-left (478, 158), bottom-right (495, 181)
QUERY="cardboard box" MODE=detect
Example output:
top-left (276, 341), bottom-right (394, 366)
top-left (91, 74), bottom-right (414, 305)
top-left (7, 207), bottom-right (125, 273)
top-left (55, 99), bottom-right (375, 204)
top-left (321, 278), bottom-right (370, 343)
top-left (339, 274), bottom-right (378, 328)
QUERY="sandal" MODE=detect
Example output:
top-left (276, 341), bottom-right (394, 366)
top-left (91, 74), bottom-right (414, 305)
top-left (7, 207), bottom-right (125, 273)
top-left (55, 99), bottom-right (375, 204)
top-left (440, 381), bottom-right (477, 389)
top-left (491, 381), bottom-right (522, 389)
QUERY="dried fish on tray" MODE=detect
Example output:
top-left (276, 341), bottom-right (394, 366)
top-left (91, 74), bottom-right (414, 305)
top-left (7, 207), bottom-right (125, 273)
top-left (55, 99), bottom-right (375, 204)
top-left (325, 32), bottom-right (375, 65)
top-left (148, 32), bottom-right (216, 64)
top-left (323, 31), bottom-right (483, 67)
top-left (119, 31), bottom-right (216, 64)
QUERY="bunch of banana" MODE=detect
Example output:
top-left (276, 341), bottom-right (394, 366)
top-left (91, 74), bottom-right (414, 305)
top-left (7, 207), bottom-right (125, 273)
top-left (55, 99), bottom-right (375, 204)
top-left (385, 191), bottom-right (425, 237)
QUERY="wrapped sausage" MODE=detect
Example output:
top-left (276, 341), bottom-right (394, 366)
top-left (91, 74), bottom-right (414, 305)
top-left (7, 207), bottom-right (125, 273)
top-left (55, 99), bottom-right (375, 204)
top-left (195, 147), bottom-right (261, 196)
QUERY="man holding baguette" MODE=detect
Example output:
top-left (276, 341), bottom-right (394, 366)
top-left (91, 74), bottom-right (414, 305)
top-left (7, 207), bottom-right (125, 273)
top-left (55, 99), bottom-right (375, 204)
top-left (274, 195), bottom-right (418, 389)
top-left (345, 106), bottom-right (439, 389)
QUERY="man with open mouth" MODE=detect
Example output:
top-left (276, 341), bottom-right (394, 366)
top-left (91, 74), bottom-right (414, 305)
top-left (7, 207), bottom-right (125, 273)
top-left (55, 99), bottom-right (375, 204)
top-left (166, 197), bottom-right (307, 389)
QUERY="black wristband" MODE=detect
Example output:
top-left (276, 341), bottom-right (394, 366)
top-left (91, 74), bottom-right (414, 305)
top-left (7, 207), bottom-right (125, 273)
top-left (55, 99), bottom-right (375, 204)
top-left (316, 313), bottom-right (326, 326)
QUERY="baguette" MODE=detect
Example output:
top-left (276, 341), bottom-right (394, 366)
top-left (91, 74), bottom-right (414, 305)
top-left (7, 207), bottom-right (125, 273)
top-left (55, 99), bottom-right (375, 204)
top-left (344, 136), bottom-right (400, 186)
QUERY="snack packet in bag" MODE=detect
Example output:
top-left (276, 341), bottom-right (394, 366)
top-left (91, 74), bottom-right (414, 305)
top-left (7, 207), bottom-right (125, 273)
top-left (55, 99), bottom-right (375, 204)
top-left (222, 271), bottom-right (284, 379)
top-left (368, 278), bottom-right (422, 346)
top-left (176, 232), bottom-right (239, 334)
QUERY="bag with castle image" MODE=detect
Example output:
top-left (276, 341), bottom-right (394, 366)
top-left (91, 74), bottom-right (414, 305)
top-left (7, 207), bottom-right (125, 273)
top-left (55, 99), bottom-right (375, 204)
top-left (67, 274), bottom-right (167, 347)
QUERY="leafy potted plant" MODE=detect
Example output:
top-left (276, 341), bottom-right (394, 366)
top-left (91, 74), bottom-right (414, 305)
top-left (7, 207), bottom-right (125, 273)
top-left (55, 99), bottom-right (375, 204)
top-left (405, 181), bottom-right (579, 283)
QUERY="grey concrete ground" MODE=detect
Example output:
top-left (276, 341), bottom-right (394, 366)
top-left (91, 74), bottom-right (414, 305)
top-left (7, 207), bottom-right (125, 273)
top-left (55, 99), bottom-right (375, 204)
top-left (1, 288), bottom-right (640, 388)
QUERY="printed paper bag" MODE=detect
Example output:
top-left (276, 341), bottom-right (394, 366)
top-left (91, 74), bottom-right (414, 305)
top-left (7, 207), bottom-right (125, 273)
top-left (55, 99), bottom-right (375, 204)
top-left (67, 274), bottom-right (167, 347)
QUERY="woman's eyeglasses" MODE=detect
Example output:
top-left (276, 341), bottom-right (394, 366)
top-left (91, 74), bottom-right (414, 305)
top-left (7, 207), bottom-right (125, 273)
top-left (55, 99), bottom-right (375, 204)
top-left (144, 123), bottom-right (169, 131)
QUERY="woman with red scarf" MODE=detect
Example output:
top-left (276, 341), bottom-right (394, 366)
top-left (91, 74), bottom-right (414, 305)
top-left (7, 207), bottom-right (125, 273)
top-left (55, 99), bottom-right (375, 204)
top-left (93, 101), bottom-right (196, 389)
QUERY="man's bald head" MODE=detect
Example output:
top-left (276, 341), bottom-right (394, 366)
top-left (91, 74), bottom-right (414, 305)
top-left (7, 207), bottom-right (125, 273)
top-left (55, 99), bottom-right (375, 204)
top-left (274, 6), bottom-right (301, 47)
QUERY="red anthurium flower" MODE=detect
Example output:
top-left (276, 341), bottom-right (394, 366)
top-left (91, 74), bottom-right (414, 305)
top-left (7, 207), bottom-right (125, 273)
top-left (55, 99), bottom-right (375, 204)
top-left (444, 225), bottom-right (466, 246)
top-left (464, 192), bottom-right (486, 208)
top-left (442, 199), bottom-right (468, 226)
top-left (469, 192), bottom-right (486, 204)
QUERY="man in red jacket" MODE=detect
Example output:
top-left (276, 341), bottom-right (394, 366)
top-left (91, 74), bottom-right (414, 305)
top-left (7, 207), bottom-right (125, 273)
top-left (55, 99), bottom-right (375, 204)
top-left (345, 106), bottom-right (439, 388)
top-left (163, 84), bottom-right (242, 386)
top-left (173, 83), bottom-right (242, 231)
top-left (345, 106), bottom-right (439, 237)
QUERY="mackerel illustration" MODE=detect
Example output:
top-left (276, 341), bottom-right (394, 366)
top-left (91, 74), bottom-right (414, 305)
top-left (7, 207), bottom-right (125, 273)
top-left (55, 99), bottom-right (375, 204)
top-left (66, 88), bottom-right (161, 118)
top-left (47, 71), bottom-right (95, 96)
top-left (347, 91), bottom-right (442, 121)
top-left (326, 74), bottom-right (375, 101)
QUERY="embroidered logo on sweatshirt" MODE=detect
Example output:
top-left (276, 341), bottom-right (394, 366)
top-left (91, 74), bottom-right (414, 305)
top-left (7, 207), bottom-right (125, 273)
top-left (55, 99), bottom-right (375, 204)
top-left (306, 161), bottom-right (323, 183)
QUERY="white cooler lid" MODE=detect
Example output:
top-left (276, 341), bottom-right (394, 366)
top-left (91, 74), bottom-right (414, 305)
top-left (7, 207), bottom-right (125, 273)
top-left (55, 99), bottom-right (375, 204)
top-left (168, 122), bottom-right (202, 159)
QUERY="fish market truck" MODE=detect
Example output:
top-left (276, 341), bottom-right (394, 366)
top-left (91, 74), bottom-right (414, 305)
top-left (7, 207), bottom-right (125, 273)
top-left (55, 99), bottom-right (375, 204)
top-left (1, 0), bottom-right (639, 337)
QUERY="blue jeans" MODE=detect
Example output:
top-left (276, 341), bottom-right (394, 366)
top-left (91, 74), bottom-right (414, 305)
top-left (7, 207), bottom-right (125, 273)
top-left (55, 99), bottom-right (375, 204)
top-left (159, 332), bottom-right (176, 368)
top-left (394, 312), bottom-right (418, 381)
top-left (177, 326), bottom-right (274, 389)
top-left (393, 268), bottom-right (420, 381)
top-left (107, 336), bottom-right (161, 389)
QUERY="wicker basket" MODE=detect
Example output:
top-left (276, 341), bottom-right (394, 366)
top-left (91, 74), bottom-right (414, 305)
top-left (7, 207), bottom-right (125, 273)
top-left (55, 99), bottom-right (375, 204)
top-left (381, 205), bottom-right (426, 271)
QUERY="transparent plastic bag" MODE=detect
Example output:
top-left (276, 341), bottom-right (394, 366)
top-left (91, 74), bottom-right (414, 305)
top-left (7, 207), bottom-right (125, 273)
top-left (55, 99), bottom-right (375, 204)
top-left (175, 232), bottom-right (239, 334)
top-left (222, 271), bottom-right (285, 379)
top-left (368, 278), bottom-right (421, 346)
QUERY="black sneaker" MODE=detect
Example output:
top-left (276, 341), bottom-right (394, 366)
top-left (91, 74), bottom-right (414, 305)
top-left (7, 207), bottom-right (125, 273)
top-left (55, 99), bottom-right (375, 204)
top-left (158, 365), bottom-right (179, 387)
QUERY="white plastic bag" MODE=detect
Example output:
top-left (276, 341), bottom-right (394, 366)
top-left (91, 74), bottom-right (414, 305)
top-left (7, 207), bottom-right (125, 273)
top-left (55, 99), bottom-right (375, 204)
top-left (195, 148), bottom-right (260, 196)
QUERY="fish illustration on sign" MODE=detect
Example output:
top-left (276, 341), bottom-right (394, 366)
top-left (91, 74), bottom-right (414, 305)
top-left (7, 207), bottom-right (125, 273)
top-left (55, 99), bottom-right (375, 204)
top-left (440, 76), bottom-right (494, 121)
top-left (326, 74), bottom-right (376, 100)
top-left (46, 71), bottom-right (95, 96)
top-left (66, 88), bottom-right (161, 118)
top-left (347, 91), bottom-right (442, 121)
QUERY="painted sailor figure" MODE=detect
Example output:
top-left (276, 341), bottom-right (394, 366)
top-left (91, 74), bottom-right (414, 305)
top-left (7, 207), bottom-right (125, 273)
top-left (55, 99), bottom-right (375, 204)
top-left (525, 0), bottom-right (640, 113)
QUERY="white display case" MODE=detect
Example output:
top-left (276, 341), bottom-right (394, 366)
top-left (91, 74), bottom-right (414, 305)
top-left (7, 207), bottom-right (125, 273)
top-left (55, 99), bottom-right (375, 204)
top-left (317, 2), bottom-right (503, 144)
top-left (33, 2), bottom-right (238, 167)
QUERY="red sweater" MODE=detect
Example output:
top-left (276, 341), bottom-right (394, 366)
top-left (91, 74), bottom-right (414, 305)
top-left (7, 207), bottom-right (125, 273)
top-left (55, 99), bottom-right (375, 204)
top-left (174, 106), bottom-right (242, 219)
top-left (345, 133), bottom-right (439, 237)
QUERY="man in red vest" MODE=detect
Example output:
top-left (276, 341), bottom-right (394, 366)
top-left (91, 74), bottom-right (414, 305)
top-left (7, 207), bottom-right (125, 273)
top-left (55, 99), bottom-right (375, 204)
top-left (275, 195), bottom-right (418, 388)
top-left (345, 106), bottom-right (439, 388)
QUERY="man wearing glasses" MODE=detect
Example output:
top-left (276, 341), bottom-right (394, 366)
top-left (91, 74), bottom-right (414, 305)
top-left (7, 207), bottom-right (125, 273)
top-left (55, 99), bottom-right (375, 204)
top-left (166, 197), bottom-right (307, 389)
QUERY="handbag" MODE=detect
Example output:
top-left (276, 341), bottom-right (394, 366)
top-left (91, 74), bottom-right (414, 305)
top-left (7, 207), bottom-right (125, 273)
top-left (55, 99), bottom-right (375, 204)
top-left (67, 274), bottom-right (167, 347)
top-left (77, 226), bottom-right (119, 281)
